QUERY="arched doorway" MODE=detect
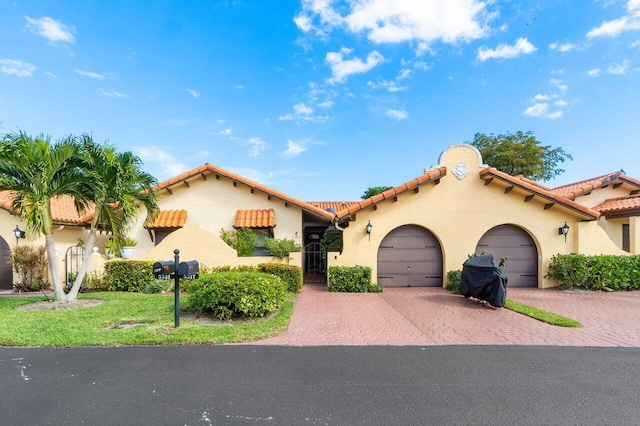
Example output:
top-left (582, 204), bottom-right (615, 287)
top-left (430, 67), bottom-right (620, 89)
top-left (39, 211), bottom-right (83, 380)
top-left (0, 237), bottom-right (13, 290)
top-left (377, 225), bottom-right (443, 287)
top-left (475, 224), bottom-right (538, 287)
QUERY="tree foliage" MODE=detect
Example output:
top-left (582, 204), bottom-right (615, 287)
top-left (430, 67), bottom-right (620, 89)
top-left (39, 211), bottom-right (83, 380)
top-left (361, 186), bottom-right (393, 200)
top-left (469, 131), bottom-right (572, 181)
top-left (220, 227), bottom-right (257, 257)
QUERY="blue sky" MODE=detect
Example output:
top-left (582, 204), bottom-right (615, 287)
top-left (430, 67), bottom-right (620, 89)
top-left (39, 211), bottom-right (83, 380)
top-left (1, 0), bottom-right (639, 201)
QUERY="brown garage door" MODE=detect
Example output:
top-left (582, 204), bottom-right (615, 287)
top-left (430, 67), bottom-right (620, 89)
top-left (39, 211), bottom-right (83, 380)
top-left (377, 225), bottom-right (443, 287)
top-left (475, 225), bottom-right (538, 287)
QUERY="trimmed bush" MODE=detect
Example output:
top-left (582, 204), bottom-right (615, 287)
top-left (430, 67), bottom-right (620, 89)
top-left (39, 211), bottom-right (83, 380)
top-left (546, 254), bottom-right (640, 290)
top-left (104, 260), bottom-right (156, 292)
top-left (445, 270), bottom-right (462, 294)
top-left (258, 263), bottom-right (303, 293)
top-left (264, 238), bottom-right (301, 258)
top-left (327, 266), bottom-right (381, 292)
top-left (187, 271), bottom-right (286, 319)
top-left (220, 228), bottom-right (257, 257)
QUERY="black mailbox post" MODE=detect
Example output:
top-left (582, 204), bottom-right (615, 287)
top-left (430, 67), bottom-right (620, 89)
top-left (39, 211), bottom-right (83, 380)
top-left (152, 250), bottom-right (199, 328)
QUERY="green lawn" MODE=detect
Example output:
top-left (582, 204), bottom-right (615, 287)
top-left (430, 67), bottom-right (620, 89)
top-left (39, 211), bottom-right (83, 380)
top-left (0, 292), bottom-right (295, 347)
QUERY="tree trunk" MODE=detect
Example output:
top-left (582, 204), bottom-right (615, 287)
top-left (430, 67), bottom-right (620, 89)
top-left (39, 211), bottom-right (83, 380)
top-left (67, 227), bottom-right (97, 301)
top-left (45, 234), bottom-right (67, 302)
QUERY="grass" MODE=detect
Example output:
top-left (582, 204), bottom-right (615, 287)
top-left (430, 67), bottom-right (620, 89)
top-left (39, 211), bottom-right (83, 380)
top-left (0, 292), bottom-right (295, 347)
top-left (504, 298), bottom-right (582, 328)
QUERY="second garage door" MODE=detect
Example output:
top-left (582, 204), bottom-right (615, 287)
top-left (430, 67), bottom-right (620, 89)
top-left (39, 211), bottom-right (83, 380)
top-left (377, 225), bottom-right (443, 287)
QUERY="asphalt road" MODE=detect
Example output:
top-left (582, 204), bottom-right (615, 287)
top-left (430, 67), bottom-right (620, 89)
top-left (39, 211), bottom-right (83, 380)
top-left (1, 345), bottom-right (639, 425)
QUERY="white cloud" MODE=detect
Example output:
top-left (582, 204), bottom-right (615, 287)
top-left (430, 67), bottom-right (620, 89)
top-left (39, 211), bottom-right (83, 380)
top-left (99, 89), bottom-right (128, 98)
top-left (217, 128), bottom-right (233, 136)
top-left (0, 58), bottom-right (35, 77)
top-left (534, 94), bottom-right (551, 101)
top-left (607, 60), bottom-right (630, 74)
top-left (523, 103), bottom-right (563, 120)
top-left (550, 78), bottom-right (568, 92)
top-left (25, 16), bottom-right (76, 44)
top-left (44, 71), bottom-right (58, 79)
top-left (587, 68), bottom-right (601, 76)
top-left (387, 108), bottom-right (408, 120)
top-left (524, 78), bottom-right (570, 119)
top-left (554, 100), bottom-right (568, 107)
top-left (477, 37), bottom-right (537, 61)
top-left (325, 48), bottom-right (384, 84)
top-left (278, 102), bottom-right (329, 122)
top-left (317, 99), bottom-right (334, 108)
top-left (367, 79), bottom-right (407, 92)
top-left (549, 42), bottom-right (576, 52)
top-left (281, 140), bottom-right (308, 158)
top-left (234, 85), bottom-right (244, 90)
top-left (587, 1), bottom-right (640, 38)
top-left (247, 137), bottom-right (267, 158)
top-left (186, 88), bottom-right (201, 98)
top-left (134, 146), bottom-right (187, 179)
top-left (75, 69), bottom-right (105, 80)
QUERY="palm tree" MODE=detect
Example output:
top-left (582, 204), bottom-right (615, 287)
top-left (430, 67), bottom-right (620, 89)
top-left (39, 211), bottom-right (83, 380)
top-left (0, 132), bottom-right (89, 302)
top-left (66, 135), bottom-right (159, 301)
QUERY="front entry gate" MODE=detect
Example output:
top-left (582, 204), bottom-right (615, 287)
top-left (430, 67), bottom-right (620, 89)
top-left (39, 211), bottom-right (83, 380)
top-left (65, 245), bottom-right (85, 290)
top-left (304, 242), bottom-right (326, 284)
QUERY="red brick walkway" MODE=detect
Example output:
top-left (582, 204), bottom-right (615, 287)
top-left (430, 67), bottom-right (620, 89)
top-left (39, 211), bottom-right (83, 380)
top-left (254, 285), bottom-right (640, 346)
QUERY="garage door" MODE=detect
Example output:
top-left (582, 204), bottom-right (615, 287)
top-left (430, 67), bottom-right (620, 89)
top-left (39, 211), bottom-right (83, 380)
top-left (377, 225), bottom-right (443, 287)
top-left (475, 225), bottom-right (538, 287)
top-left (0, 238), bottom-right (13, 290)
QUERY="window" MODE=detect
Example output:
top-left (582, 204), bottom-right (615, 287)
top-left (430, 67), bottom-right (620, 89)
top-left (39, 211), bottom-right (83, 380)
top-left (623, 224), bottom-right (630, 252)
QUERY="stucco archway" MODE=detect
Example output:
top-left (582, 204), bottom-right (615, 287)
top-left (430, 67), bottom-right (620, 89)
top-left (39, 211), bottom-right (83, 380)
top-left (377, 225), bottom-right (443, 287)
top-left (0, 237), bottom-right (13, 290)
top-left (475, 224), bottom-right (538, 287)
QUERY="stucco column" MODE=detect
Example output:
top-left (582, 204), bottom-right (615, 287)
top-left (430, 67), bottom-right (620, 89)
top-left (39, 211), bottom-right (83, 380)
top-left (630, 217), bottom-right (640, 254)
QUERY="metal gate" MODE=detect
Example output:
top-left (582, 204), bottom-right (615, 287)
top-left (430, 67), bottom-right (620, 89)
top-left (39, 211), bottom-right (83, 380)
top-left (304, 242), bottom-right (326, 284)
top-left (65, 245), bottom-right (85, 289)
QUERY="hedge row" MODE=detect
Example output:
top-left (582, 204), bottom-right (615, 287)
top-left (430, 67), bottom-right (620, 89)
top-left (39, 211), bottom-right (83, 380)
top-left (327, 266), bottom-right (382, 293)
top-left (546, 254), bottom-right (640, 290)
top-left (104, 260), bottom-right (156, 292)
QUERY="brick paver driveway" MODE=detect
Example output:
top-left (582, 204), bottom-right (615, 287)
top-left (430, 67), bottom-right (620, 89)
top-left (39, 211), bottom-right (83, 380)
top-left (256, 285), bottom-right (640, 346)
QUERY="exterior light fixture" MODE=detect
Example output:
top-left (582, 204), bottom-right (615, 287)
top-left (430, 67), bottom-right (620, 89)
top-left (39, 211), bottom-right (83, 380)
top-left (365, 220), bottom-right (373, 241)
top-left (558, 222), bottom-right (570, 243)
top-left (13, 225), bottom-right (25, 246)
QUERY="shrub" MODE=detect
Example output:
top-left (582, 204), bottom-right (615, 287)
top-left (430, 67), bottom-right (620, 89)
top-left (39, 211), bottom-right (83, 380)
top-left (12, 245), bottom-right (49, 292)
top-left (327, 266), bottom-right (381, 292)
top-left (143, 279), bottom-right (175, 294)
top-left (220, 228), bottom-right (257, 257)
top-left (546, 254), bottom-right (640, 291)
top-left (264, 238), bottom-right (301, 258)
top-left (258, 263), bottom-right (303, 293)
top-left (445, 270), bottom-right (462, 294)
top-left (104, 260), bottom-right (156, 292)
top-left (320, 230), bottom-right (342, 252)
top-left (187, 271), bottom-right (286, 319)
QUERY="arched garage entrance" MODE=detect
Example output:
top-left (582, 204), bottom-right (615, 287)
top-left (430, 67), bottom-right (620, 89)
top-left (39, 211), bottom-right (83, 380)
top-left (377, 225), bottom-right (443, 287)
top-left (476, 224), bottom-right (538, 287)
top-left (0, 237), bottom-right (13, 290)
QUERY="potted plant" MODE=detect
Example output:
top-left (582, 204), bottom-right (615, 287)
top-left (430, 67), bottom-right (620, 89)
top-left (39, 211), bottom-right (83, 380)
top-left (104, 238), bottom-right (117, 259)
top-left (119, 236), bottom-right (137, 259)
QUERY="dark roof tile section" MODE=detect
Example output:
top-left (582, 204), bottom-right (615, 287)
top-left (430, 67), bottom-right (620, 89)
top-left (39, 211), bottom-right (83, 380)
top-left (480, 167), bottom-right (600, 219)
top-left (335, 167), bottom-right (446, 219)
top-left (145, 210), bottom-right (188, 229)
top-left (235, 209), bottom-right (275, 228)
top-left (552, 172), bottom-right (640, 200)
top-left (156, 164), bottom-right (335, 221)
top-left (592, 194), bottom-right (640, 217)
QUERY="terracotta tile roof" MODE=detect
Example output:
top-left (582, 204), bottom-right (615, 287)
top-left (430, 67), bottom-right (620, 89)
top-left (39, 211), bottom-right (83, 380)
top-left (0, 191), bottom-right (93, 225)
top-left (592, 194), bottom-right (640, 218)
top-left (155, 163), bottom-right (335, 221)
top-left (551, 171), bottom-right (640, 200)
top-left (480, 167), bottom-right (600, 219)
top-left (307, 201), bottom-right (360, 213)
top-left (335, 167), bottom-right (446, 219)
top-left (145, 209), bottom-right (187, 229)
top-left (234, 209), bottom-right (275, 228)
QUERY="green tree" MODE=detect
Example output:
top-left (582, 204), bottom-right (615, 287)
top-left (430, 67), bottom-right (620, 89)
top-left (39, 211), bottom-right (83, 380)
top-left (67, 135), bottom-right (159, 301)
top-left (361, 186), bottom-right (393, 200)
top-left (0, 132), bottom-right (89, 302)
top-left (469, 131), bottom-right (572, 181)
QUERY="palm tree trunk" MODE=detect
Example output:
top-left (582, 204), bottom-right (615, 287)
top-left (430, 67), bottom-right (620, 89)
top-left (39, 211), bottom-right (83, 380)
top-left (67, 227), bottom-right (97, 301)
top-left (45, 234), bottom-right (67, 302)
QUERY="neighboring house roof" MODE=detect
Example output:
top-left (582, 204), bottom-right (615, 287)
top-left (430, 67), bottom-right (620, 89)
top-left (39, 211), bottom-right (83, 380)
top-left (334, 167), bottom-right (447, 219)
top-left (592, 194), bottom-right (640, 218)
top-left (155, 163), bottom-right (335, 221)
top-left (552, 171), bottom-right (640, 200)
top-left (0, 191), bottom-right (93, 225)
top-left (145, 209), bottom-right (188, 229)
top-left (307, 201), bottom-right (360, 213)
top-left (479, 167), bottom-right (600, 220)
top-left (234, 209), bottom-right (275, 228)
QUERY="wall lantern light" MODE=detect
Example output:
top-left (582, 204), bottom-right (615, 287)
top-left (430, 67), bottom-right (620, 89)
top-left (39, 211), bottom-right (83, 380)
top-left (13, 225), bottom-right (25, 246)
top-left (558, 221), bottom-right (570, 243)
top-left (365, 220), bottom-right (373, 241)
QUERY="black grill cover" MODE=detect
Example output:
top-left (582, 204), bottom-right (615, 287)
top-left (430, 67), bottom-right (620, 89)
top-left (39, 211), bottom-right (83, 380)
top-left (460, 254), bottom-right (508, 308)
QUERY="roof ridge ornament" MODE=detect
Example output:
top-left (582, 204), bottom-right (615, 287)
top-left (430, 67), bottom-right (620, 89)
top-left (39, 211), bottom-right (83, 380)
top-left (452, 162), bottom-right (470, 180)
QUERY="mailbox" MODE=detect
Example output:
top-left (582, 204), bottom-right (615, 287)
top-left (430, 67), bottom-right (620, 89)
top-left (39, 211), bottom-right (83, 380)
top-left (153, 261), bottom-right (175, 279)
top-left (178, 261), bottom-right (199, 279)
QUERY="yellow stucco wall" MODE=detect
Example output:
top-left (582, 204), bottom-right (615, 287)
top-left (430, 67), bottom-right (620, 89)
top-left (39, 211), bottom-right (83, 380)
top-left (330, 144), bottom-right (626, 288)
